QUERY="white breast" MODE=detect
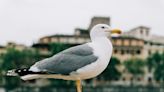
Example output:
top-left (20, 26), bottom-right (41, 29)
top-left (74, 37), bottom-right (113, 80)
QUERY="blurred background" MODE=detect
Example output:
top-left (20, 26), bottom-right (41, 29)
top-left (0, 0), bottom-right (164, 92)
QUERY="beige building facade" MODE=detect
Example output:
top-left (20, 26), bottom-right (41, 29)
top-left (34, 17), bottom-right (164, 62)
top-left (0, 42), bottom-right (29, 56)
top-left (112, 37), bottom-right (145, 62)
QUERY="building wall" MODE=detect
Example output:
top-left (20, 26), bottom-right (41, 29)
top-left (39, 36), bottom-right (90, 45)
top-left (37, 33), bottom-right (164, 62)
top-left (123, 26), bottom-right (150, 41)
top-left (112, 38), bottom-right (145, 62)
top-left (0, 42), bottom-right (28, 56)
top-left (88, 17), bottom-right (110, 30)
top-left (145, 42), bottom-right (164, 55)
top-left (38, 36), bottom-right (148, 62)
top-left (35, 17), bottom-right (164, 62)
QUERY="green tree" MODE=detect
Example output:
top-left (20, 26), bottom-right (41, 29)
top-left (124, 59), bottom-right (145, 86)
top-left (0, 48), bottom-right (41, 88)
top-left (147, 52), bottom-right (164, 82)
top-left (147, 52), bottom-right (161, 69)
top-left (1, 48), bottom-right (22, 70)
top-left (124, 58), bottom-right (145, 78)
top-left (50, 43), bottom-right (73, 55)
top-left (1, 48), bottom-right (41, 70)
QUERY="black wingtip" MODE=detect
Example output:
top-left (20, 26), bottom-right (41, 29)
top-left (6, 68), bottom-right (30, 76)
top-left (7, 68), bottom-right (48, 77)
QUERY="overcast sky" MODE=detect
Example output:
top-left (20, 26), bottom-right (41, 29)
top-left (0, 0), bottom-right (164, 46)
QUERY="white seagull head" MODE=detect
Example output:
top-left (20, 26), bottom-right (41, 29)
top-left (90, 24), bottom-right (122, 40)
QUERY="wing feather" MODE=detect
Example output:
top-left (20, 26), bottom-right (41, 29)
top-left (30, 44), bottom-right (98, 75)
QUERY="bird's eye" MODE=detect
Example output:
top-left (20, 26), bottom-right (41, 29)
top-left (101, 26), bottom-right (105, 29)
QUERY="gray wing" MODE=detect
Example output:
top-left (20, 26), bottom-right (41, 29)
top-left (31, 44), bottom-right (98, 75)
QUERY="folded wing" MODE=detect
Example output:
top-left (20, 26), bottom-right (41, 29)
top-left (30, 44), bottom-right (98, 75)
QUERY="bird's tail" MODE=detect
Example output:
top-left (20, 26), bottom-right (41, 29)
top-left (6, 68), bottom-right (47, 80)
top-left (6, 68), bottom-right (30, 77)
top-left (6, 69), bottom-right (19, 76)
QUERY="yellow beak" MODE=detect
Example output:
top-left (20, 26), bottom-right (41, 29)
top-left (111, 29), bottom-right (122, 34)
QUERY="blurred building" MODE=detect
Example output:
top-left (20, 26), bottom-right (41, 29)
top-left (6, 42), bottom-right (28, 51)
top-left (32, 16), bottom-right (164, 62)
top-left (0, 42), bottom-right (30, 56)
top-left (123, 26), bottom-right (164, 59)
top-left (37, 16), bottom-right (110, 44)
top-left (32, 16), bottom-right (110, 56)
top-left (111, 37), bottom-right (145, 62)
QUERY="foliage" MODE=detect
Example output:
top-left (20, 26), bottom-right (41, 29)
top-left (0, 43), bottom-right (76, 87)
top-left (0, 48), bottom-right (41, 87)
top-left (147, 52), bottom-right (164, 81)
top-left (147, 52), bottom-right (161, 70)
top-left (124, 58), bottom-right (145, 76)
top-left (50, 43), bottom-right (73, 54)
top-left (1, 48), bottom-right (40, 70)
top-left (98, 57), bottom-right (121, 81)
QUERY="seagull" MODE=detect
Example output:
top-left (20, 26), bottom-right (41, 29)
top-left (7, 24), bottom-right (121, 92)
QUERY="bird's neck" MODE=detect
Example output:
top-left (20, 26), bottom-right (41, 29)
top-left (91, 36), bottom-right (111, 43)
top-left (90, 36), bottom-right (113, 63)
top-left (91, 36), bottom-right (113, 49)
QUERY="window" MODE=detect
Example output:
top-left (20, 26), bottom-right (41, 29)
top-left (136, 50), bottom-right (141, 54)
top-left (122, 77), bottom-right (126, 81)
top-left (137, 77), bottom-right (141, 81)
top-left (130, 77), bottom-right (134, 81)
top-left (140, 29), bottom-right (143, 34)
top-left (121, 50), bottom-right (125, 55)
top-left (148, 77), bottom-right (152, 82)
top-left (126, 50), bottom-right (130, 54)
top-left (114, 49), bottom-right (118, 54)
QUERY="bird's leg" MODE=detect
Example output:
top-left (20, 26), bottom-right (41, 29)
top-left (76, 80), bottom-right (82, 92)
